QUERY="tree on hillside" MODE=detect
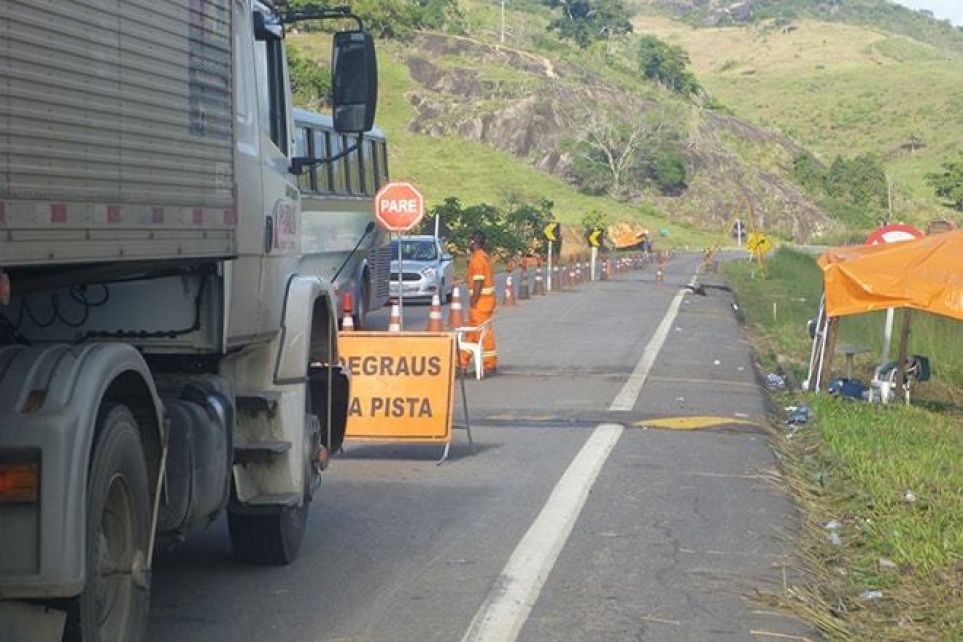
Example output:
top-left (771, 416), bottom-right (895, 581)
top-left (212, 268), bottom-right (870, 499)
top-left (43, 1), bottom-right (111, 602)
top-left (425, 197), bottom-right (556, 259)
top-left (543, 0), bottom-right (633, 48)
top-left (635, 35), bottom-right (701, 97)
top-left (580, 209), bottom-right (609, 236)
top-left (824, 154), bottom-right (887, 210)
top-left (926, 155), bottom-right (963, 212)
top-left (287, 42), bottom-right (331, 107)
top-left (567, 104), bottom-right (686, 199)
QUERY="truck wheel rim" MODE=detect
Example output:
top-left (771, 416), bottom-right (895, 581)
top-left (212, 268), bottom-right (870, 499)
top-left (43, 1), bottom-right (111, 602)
top-left (95, 473), bottom-right (135, 637)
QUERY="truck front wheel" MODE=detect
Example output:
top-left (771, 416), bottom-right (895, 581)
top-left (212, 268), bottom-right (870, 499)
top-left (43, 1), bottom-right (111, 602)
top-left (227, 503), bottom-right (308, 565)
top-left (70, 404), bottom-right (151, 642)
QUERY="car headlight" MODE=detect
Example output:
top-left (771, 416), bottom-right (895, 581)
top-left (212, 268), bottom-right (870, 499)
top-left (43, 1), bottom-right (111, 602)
top-left (420, 267), bottom-right (436, 279)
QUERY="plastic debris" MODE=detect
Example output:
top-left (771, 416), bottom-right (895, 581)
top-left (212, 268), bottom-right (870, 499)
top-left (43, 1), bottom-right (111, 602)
top-left (860, 590), bottom-right (883, 602)
top-left (765, 373), bottom-right (787, 391)
top-left (902, 490), bottom-right (917, 504)
top-left (826, 532), bottom-right (842, 547)
top-left (785, 404), bottom-right (810, 425)
top-left (824, 519), bottom-right (841, 531)
top-left (828, 378), bottom-right (869, 400)
top-left (879, 558), bottom-right (897, 570)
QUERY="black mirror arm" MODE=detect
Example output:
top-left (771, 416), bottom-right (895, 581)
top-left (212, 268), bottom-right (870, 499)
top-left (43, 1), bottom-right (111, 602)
top-left (281, 5), bottom-right (363, 31)
top-left (290, 140), bottom-right (361, 175)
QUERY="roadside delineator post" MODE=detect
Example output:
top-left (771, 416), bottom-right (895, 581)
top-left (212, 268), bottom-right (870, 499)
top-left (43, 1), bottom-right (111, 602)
top-left (504, 274), bottom-right (515, 306)
top-left (534, 267), bottom-right (545, 295)
top-left (655, 267), bottom-right (665, 282)
top-left (341, 291), bottom-right (355, 332)
top-left (448, 284), bottom-right (465, 329)
top-left (426, 292), bottom-right (444, 332)
top-left (388, 300), bottom-right (402, 332)
top-left (600, 260), bottom-right (608, 281)
top-left (519, 264), bottom-right (531, 300)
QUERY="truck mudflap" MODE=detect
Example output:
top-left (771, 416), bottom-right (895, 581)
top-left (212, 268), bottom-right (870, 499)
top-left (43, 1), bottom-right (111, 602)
top-left (0, 600), bottom-right (66, 642)
top-left (0, 343), bottom-right (164, 599)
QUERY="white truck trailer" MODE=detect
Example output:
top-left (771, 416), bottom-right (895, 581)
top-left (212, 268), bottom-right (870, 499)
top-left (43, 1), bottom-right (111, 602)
top-left (0, 1), bottom-right (378, 639)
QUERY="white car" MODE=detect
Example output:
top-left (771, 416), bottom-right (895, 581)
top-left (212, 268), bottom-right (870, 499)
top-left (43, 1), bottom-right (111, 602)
top-left (388, 236), bottom-right (456, 302)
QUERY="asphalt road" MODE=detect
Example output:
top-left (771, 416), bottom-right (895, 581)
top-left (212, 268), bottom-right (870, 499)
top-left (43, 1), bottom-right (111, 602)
top-left (150, 254), bottom-right (814, 642)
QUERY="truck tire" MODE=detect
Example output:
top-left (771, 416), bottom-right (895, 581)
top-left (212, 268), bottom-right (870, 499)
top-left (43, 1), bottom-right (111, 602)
top-left (227, 416), bottom-right (317, 566)
top-left (71, 404), bottom-right (151, 642)
top-left (355, 279), bottom-right (370, 330)
top-left (227, 503), bottom-right (308, 566)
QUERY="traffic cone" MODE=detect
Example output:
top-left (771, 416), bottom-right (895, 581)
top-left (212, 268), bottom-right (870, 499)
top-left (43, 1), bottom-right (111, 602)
top-left (534, 267), bottom-right (545, 295)
top-left (340, 292), bottom-right (355, 332)
top-left (448, 284), bottom-right (465, 328)
top-left (388, 300), bottom-right (402, 332)
top-left (504, 274), bottom-right (515, 306)
top-left (519, 267), bottom-right (531, 300)
top-left (426, 292), bottom-right (444, 332)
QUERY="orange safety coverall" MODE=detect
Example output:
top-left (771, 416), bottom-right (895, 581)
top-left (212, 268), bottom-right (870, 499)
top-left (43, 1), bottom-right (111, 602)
top-left (461, 248), bottom-right (497, 372)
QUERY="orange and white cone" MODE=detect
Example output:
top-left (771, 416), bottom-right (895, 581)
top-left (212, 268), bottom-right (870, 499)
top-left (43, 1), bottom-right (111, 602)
top-left (656, 268), bottom-right (665, 282)
top-left (388, 300), bottom-right (402, 332)
top-left (448, 285), bottom-right (465, 328)
top-left (341, 292), bottom-right (355, 332)
top-left (426, 292), bottom-right (444, 332)
top-left (504, 274), bottom-right (515, 306)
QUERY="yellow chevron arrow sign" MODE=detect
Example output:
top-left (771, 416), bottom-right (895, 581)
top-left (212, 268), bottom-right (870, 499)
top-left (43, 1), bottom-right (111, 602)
top-left (543, 222), bottom-right (560, 242)
top-left (587, 228), bottom-right (604, 248)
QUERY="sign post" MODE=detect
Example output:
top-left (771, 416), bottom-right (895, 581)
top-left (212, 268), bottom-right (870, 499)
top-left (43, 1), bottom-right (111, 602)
top-left (585, 228), bottom-right (604, 281)
top-left (543, 222), bottom-right (561, 293)
top-left (375, 182), bottom-right (426, 330)
top-left (745, 231), bottom-right (772, 277)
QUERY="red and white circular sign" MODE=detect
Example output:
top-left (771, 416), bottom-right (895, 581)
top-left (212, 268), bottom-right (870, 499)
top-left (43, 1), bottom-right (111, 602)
top-left (374, 182), bottom-right (425, 232)
top-left (865, 224), bottom-right (924, 246)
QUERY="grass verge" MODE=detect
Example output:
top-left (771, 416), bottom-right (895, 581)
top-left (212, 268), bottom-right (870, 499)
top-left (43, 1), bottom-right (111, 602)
top-left (725, 248), bottom-right (963, 640)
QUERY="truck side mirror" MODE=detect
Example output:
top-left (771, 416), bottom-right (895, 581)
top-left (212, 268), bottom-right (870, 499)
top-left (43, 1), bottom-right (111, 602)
top-left (331, 31), bottom-right (377, 133)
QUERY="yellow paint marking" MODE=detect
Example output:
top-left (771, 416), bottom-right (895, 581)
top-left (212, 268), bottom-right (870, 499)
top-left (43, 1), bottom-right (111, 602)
top-left (633, 415), bottom-right (759, 431)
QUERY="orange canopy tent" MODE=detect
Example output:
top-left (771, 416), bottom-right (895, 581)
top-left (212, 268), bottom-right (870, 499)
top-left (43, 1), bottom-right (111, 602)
top-left (817, 230), bottom-right (963, 321)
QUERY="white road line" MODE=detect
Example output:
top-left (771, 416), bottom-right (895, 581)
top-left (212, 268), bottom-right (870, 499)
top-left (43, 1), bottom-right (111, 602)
top-left (461, 423), bottom-right (625, 642)
top-left (608, 273), bottom-right (699, 412)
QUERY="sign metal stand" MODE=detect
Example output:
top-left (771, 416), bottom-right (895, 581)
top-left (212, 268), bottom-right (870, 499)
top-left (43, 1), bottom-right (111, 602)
top-left (440, 362), bottom-right (475, 464)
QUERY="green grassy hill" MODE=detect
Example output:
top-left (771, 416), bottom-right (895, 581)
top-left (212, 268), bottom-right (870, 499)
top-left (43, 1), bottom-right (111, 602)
top-left (630, 10), bottom-right (963, 226)
top-left (293, 0), bottom-right (851, 245)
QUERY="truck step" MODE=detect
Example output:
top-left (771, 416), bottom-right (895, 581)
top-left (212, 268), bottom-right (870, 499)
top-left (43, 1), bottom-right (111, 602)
top-left (235, 390), bottom-right (282, 414)
top-left (241, 493), bottom-right (301, 508)
top-left (233, 440), bottom-right (292, 464)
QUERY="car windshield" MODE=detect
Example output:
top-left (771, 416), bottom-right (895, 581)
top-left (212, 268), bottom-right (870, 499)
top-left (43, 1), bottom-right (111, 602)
top-left (390, 240), bottom-right (437, 261)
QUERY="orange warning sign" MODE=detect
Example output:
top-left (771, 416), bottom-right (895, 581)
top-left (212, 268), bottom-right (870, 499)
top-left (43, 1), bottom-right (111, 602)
top-left (339, 332), bottom-right (457, 443)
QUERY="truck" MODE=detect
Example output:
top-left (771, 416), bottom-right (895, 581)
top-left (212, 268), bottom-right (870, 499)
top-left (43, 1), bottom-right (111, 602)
top-left (0, 1), bottom-right (378, 639)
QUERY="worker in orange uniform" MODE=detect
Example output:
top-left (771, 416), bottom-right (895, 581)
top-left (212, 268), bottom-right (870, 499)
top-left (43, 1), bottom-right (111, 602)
top-left (461, 231), bottom-right (497, 375)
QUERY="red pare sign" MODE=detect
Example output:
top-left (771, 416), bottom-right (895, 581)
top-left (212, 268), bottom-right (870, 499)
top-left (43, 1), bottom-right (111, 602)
top-left (865, 224), bottom-right (924, 246)
top-left (374, 182), bottom-right (424, 232)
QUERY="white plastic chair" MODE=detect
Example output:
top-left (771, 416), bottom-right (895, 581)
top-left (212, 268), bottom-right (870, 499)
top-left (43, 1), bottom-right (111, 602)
top-left (455, 318), bottom-right (492, 380)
